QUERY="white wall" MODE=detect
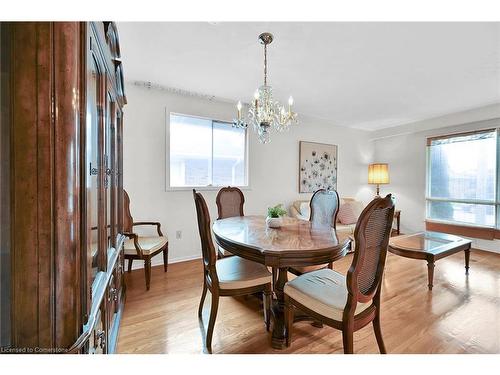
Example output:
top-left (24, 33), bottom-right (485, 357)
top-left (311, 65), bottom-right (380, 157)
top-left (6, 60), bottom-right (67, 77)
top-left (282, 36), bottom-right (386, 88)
top-left (123, 83), bottom-right (375, 267)
top-left (372, 105), bottom-right (500, 253)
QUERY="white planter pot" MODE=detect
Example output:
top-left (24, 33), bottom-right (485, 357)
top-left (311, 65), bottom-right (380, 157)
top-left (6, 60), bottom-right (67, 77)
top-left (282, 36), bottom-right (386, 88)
top-left (266, 216), bottom-right (283, 228)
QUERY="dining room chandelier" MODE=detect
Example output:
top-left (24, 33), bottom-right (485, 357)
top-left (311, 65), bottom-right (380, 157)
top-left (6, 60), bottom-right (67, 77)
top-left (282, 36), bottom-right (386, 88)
top-left (233, 32), bottom-right (298, 144)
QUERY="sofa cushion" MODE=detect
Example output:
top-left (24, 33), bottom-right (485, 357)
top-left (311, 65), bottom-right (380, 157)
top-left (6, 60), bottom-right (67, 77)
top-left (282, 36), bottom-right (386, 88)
top-left (336, 223), bottom-right (356, 234)
top-left (338, 200), bottom-right (364, 225)
top-left (293, 200), bottom-right (307, 212)
top-left (299, 201), bottom-right (310, 218)
top-left (337, 198), bottom-right (356, 222)
top-left (291, 200), bottom-right (310, 221)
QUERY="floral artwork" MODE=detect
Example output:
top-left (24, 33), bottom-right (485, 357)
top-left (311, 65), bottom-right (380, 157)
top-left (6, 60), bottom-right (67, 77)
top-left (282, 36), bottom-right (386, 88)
top-left (299, 141), bottom-right (338, 193)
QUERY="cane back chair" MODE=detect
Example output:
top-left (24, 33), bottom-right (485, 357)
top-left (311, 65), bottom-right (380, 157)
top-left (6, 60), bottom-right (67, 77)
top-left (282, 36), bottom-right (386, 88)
top-left (215, 186), bottom-right (245, 258)
top-left (289, 189), bottom-right (340, 275)
top-left (284, 194), bottom-right (395, 353)
top-left (193, 189), bottom-right (272, 353)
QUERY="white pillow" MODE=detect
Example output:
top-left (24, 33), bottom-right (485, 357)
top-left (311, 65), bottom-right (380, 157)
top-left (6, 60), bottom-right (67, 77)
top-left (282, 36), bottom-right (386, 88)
top-left (299, 202), bottom-right (311, 218)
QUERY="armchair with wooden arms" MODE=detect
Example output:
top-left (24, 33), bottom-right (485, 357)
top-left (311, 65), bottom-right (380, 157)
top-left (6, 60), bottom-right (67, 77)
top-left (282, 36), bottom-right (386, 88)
top-left (123, 190), bottom-right (169, 290)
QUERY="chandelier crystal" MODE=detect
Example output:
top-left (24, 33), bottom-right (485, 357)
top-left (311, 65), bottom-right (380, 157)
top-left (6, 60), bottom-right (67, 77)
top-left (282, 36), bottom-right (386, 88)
top-left (233, 32), bottom-right (298, 143)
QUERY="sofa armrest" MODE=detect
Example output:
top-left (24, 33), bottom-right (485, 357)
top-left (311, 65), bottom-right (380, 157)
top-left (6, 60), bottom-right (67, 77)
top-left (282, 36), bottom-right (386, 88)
top-left (289, 205), bottom-right (301, 219)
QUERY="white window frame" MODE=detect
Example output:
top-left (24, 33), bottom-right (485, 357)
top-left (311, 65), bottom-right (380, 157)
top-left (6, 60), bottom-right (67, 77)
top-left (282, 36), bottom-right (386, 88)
top-left (425, 127), bottom-right (499, 229)
top-left (165, 111), bottom-right (250, 191)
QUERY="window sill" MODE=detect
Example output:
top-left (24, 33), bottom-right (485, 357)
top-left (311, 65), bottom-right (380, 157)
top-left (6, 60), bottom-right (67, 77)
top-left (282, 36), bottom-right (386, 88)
top-left (425, 220), bottom-right (500, 240)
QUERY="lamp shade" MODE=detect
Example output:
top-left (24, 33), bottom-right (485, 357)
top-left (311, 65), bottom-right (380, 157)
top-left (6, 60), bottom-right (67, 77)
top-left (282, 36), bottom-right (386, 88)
top-left (368, 163), bottom-right (390, 184)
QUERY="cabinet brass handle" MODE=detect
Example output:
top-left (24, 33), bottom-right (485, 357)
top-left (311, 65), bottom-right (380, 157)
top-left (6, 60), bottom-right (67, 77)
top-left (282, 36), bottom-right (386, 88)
top-left (96, 329), bottom-right (106, 350)
top-left (110, 287), bottom-right (118, 302)
top-left (89, 162), bottom-right (99, 176)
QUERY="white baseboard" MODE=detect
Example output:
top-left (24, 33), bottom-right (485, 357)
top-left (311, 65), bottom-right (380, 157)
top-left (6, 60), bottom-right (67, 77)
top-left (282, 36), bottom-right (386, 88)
top-left (129, 253), bottom-right (201, 270)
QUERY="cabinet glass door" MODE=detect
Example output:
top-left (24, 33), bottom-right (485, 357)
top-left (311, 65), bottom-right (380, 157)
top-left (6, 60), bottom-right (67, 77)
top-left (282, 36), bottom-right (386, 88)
top-left (104, 93), bottom-right (116, 252)
top-left (116, 108), bottom-right (123, 235)
top-left (114, 107), bottom-right (124, 309)
top-left (86, 37), bottom-right (106, 307)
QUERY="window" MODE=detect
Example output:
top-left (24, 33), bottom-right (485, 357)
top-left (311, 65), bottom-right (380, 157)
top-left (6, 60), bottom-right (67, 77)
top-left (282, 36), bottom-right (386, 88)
top-left (168, 113), bottom-right (248, 188)
top-left (426, 129), bottom-right (498, 228)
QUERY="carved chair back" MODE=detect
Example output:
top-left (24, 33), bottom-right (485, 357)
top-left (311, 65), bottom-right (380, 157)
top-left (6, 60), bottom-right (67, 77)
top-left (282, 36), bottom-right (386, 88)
top-left (309, 189), bottom-right (340, 229)
top-left (346, 194), bottom-right (394, 308)
top-left (216, 186), bottom-right (245, 219)
top-left (123, 190), bottom-right (134, 233)
top-left (193, 190), bottom-right (217, 271)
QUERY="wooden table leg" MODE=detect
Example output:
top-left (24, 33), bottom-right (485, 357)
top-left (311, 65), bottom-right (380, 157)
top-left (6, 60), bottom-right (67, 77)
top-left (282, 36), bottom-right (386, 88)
top-left (427, 260), bottom-right (435, 291)
top-left (465, 247), bottom-right (470, 275)
top-left (271, 267), bottom-right (288, 350)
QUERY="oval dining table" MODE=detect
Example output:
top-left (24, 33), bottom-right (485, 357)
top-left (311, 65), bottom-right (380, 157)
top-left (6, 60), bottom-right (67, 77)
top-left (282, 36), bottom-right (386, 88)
top-left (212, 215), bottom-right (350, 349)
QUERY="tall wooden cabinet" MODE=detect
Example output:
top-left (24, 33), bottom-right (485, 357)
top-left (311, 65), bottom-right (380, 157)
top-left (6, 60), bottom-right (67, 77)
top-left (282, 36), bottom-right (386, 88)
top-left (0, 22), bottom-right (126, 353)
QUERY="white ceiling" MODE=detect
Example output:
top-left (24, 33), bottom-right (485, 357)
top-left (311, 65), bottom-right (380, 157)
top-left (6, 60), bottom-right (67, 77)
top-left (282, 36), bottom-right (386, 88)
top-left (117, 22), bottom-right (500, 130)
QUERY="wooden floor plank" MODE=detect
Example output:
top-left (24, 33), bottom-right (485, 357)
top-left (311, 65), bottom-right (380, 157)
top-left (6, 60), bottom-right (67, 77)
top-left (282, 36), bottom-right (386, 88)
top-left (117, 249), bottom-right (500, 354)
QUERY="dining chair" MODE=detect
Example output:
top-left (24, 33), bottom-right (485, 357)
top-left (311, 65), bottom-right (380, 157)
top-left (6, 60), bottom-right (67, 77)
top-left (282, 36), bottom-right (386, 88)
top-left (289, 189), bottom-right (340, 275)
top-left (284, 194), bottom-right (395, 354)
top-left (193, 189), bottom-right (272, 352)
top-left (122, 190), bottom-right (169, 290)
top-left (215, 186), bottom-right (245, 259)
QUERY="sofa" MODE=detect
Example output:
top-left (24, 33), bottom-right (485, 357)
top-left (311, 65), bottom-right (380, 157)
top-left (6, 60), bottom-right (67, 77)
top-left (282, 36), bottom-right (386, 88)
top-left (289, 197), bottom-right (365, 249)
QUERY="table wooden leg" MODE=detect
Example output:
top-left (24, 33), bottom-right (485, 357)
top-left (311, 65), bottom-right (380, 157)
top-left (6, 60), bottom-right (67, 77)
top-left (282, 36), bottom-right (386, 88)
top-left (465, 247), bottom-right (470, 275)
top-left (427, 260), bottom-right (435, 291)
top-left (271, 267), bottom-right (288, 350)
top-left (272, 268), bottom-right (277, 291)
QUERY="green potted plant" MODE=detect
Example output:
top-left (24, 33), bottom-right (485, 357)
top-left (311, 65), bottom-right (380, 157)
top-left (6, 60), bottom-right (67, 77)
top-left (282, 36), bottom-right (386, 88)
top-left (266, 204), bottom-right (287, 228)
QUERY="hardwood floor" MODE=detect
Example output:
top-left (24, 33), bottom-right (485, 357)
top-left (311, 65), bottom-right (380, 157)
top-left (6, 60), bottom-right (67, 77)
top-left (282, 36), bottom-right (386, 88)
top-left (117, 249), bottom-right (500, 354)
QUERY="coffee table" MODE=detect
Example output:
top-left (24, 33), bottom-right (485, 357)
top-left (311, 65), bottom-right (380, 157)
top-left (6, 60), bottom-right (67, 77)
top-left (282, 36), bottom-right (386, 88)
top-left (388, 231), bottom-right (471, 290)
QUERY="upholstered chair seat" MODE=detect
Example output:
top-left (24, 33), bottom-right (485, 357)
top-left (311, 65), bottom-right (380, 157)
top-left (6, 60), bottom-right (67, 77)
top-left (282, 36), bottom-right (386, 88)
top-left (123, 236), bottom-right (169, 256)
top-left (287, 263), bottom-right (331, 275)
top-left (284, 268), bottom-right (371, 320)
top-left (215, 256), bottom-right (272, 290)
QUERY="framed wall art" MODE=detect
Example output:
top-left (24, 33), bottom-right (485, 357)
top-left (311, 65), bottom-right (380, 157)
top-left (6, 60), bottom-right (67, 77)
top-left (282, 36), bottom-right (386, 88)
top-left (299, 141), bottom-right (338, 193)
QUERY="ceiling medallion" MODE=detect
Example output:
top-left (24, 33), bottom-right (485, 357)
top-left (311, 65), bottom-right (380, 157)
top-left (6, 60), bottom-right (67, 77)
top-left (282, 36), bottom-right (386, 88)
top-left (233, 32), bottom-right (298, 144)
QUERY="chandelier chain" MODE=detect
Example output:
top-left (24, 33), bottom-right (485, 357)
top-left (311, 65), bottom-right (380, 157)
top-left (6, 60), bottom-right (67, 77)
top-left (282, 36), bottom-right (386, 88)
top-left (264, 43), bottom-right (267, 86)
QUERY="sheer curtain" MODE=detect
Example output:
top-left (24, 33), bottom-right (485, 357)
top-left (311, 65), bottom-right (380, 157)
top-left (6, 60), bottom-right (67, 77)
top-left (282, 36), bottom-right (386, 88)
top-left (426, 129), bottom-right (497, 227)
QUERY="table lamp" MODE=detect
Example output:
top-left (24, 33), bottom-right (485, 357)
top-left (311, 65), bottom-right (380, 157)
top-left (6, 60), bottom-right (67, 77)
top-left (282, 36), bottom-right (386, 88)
top-left (368, 163), bottom-right (389, 197)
